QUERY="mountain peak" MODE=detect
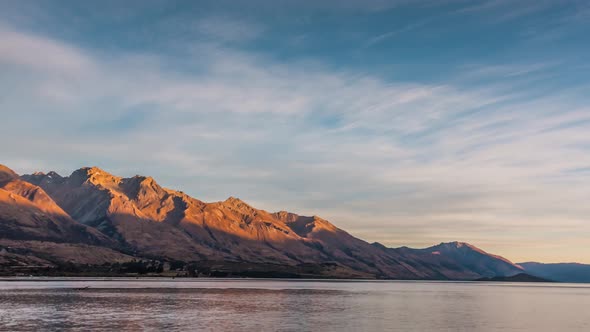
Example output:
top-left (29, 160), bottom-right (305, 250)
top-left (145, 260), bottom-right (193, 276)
top-left (273, 210), bottom-right (300, 222)
top-left (74, 166), bottom-right (117, 178)
top-left (431, 241), bottom-right (485, 254)
top-left (371, 242), bottom-right (388, 250)
top-left (20, 170), bottom-right (64, 188)
top-left (439, 241), bottom-right (473, 249)
top-left (133, 174), bottom-right (154, 181)
top-left (0, 164), bottom-right (19, 184)
top-left (427, 241), bottom-right (522, 275)
top-left (31, 170), bottom-right (62, 178)
top-left (79, 166), bottom-right (107, 175)
top-left (124, 174), bottom-right (157, 187)
top-left (224, 196), bottom-right (246, 205)
top-left (119, 174), bottom-right (167, 201)
top-left (222, 196), bottom-right (260, 215)
top-left (68, 166), bottom-right (121, 188)
top-left (47, 171), bottom-right (62, 178)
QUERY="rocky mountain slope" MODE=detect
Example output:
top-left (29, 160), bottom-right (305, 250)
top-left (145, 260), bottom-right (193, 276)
top-left (0, 164), bottom-right (527, 279)
top-left (21, 166), bottom-right (426, 278)
top-left (0, 165), bottom-right (134, 268)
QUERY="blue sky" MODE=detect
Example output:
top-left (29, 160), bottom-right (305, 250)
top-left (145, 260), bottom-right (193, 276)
top-left (1, 0), bottom-right (589, 263)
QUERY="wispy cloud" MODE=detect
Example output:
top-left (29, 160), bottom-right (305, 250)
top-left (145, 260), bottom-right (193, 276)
top-left (191, 16), bottom-right (265, 43)
top-left (364, 21), bottom-right (429, 47)
top-left (0, 27), bottom-right (94, 73)
top-left (455, 0), bottom-right (556, 21)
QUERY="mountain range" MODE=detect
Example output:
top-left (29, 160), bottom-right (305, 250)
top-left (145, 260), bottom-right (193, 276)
top-left (1, 164), bottom-right (587, 281)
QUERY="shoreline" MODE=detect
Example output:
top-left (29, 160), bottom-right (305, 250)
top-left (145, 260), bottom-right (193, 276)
top-left (0, 276), bottom-right (573, 284)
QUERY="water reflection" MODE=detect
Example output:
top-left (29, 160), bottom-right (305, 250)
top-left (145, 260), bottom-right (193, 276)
top-left (0, 280), bottom-right (589, 331)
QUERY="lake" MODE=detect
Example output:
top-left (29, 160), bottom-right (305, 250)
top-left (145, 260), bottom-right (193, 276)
top-left (0, 278), bottom-right (589, 331)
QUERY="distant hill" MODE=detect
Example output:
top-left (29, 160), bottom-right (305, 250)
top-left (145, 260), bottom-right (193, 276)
top-left (373, 241), bottom-right (523, 279)
top-left (476, 273), bottom-right (552, 282)
top-left (519, 262), bottom-right (590, 283)
top-left (0, 163), bottom-right (566, 280)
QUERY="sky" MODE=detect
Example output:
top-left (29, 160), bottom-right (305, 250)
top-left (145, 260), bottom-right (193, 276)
top-left (0, 0), bottom-right (589, 263)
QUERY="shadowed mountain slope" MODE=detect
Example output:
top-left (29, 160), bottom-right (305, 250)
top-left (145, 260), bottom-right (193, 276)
top-left (372, 241), bottom-right (524, 279)
top-left (0, 165), bottom-right (134, 267)
top-left (1, 165), bottom-right (109, 244)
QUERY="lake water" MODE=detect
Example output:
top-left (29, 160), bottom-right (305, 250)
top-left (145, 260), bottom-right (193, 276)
top-left (0, 278), bottom-right (589, 331)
